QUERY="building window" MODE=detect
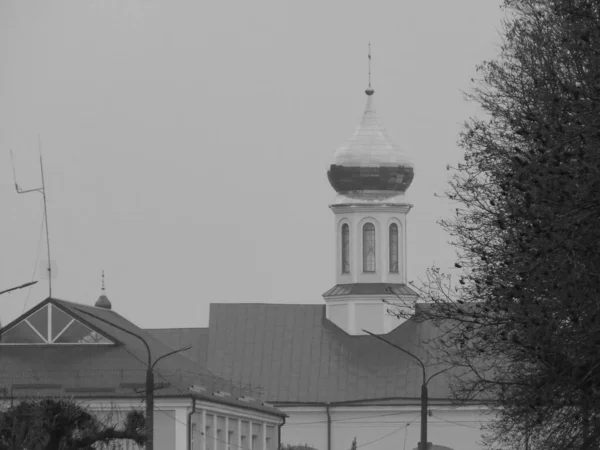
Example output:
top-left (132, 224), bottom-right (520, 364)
top-left (363, 223), bottom-right (376, 273)
top-left (206, 427), bottom-right (212, 450)
top-left (341, 224), bottom-right (350, 274)
top-left (389, 223), bottom-right (399, 273)
top-left (228, 430), bottom-right (234, 450)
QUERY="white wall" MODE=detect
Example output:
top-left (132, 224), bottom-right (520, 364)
top-left (190, 400), bottom-right (283, 450)
top-left (86, 398), bottom-right (191, 450)
top-left (279, 405), bottom-right (491, 450)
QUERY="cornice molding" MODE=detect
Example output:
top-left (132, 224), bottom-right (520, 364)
top-left (323, 293), bottom-right (417, 303)
top-left (329, 203), bottom-right (413, 214)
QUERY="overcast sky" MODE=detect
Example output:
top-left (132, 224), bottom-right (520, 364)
top-left (0, 0), bottom-right (505, 328)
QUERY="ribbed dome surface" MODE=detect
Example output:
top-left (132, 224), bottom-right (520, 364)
top-left (328, 91), bottom-right (414, 196)
top-left (332, 93), bottom-right (413, 168)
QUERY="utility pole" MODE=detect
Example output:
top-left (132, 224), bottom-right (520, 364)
top-left (363, 330), bottom-right (451, 450)
top-left (76, 308), bottom-right (191, 450)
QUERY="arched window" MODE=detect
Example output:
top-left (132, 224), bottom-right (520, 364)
top-left (363, 223), bottom-right (376, 273)
top-left (341, 224), bottom-right (350, 274)
top-left (389, 223), bottom-right (399, 273)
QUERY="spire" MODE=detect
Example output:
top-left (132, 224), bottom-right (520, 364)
top-left (95, 270), bottom-right (112, 309)
top-left (366, 42), bottom-right (374, 96)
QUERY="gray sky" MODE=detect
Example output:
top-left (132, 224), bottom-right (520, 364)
top-left (0, 0), bottom-right (505, 328)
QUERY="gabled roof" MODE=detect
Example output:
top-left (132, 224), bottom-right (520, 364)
top-left (198, 303), bottom-right (456, 405)
top-left (0, 298), bottom-right (284, 417)
top-left (1, 300), bottom-right (116, 345)
top-left (322, 283), bottom-right (418, 297)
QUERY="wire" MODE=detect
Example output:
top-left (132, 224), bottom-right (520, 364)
top-left (430, 413), bottom-right (483, 429)
top-left (356, 413), bottom-right (420, 449)
top-left (286, 410), bottom-right (427, 426)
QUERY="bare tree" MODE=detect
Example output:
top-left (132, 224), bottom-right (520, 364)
top-left (387, 1), bottom-right (600, 449)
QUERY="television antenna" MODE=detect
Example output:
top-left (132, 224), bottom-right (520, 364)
top-left (10, 134), bottom-right (53, 298)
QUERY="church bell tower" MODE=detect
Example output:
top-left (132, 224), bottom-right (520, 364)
top-left (323, 54), bottom-right (418, 335)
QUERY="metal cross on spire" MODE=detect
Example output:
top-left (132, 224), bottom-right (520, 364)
top-left (368, 41), bottom-right (372, 88)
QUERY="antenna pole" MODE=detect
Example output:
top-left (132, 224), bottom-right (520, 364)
top-left (38, 135), bottom-right (52, 297)
top-left (11, 135), bottom-right (52, 298)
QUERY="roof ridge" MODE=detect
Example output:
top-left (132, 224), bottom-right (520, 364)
top-left (144, 327), bottom-right (208, 331)
top-left (54, 298), bottom-right (116, 312)
top-left (212, 303), bottom-right (323, 307)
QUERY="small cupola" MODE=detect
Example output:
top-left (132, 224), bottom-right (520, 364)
top-left (95, 270), bottom-right (112, 310)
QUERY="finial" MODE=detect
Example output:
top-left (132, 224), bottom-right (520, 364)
top-left (95, 269), bottom-right (112, 309)
top-left (365, 42), bottom-right (374, 96)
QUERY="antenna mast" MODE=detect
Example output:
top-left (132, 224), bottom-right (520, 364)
top-left (11, 134), bottom-right (53, 297)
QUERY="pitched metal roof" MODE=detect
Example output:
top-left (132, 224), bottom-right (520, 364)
top-left (0, 298), bottom-right (284, 417)
top-left (200, 303), bottom-right (456, 405)
top-left (145, 327), bottom-right (209, 365)
top-left (322, 283), bottom-right (419, 298)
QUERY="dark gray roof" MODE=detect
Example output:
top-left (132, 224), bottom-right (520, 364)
top-left (145, 327), bottom-right (209, 365)
top-left (322, 283), bottom-right (419, 297)
top-left (0, 298), bottom-right (284, 417)
top-left (203, 303), bottom-right (454, 404)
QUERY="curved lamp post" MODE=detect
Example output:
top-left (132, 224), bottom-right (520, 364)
top-left (0, 281), bottom-right (38, 297)
top-left (76, 307), bottom-right (191, 450)
top-left (363, 329), bottom-right (451, 450)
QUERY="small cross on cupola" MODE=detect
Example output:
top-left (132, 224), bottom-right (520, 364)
top-left (365, 41), bottom-right (374, 96)
top-left (95, 270), bottom-right (112, 310)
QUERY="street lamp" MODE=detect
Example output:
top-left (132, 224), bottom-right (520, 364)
top-left (0, 281), bottom-right (38, 296)
top-left (363, 329), bottom-right (451, 450)
top-left (76, 307), bottom-right (191, 450)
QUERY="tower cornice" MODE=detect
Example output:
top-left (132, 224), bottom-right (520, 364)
top-left (329, 203), bottom-right (413, 215)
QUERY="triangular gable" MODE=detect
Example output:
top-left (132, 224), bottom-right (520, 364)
top-left (1, 301), bottom-right (114, 345)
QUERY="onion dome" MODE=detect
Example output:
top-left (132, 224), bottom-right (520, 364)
top-left (327, 89), bottom-right (414, 198)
